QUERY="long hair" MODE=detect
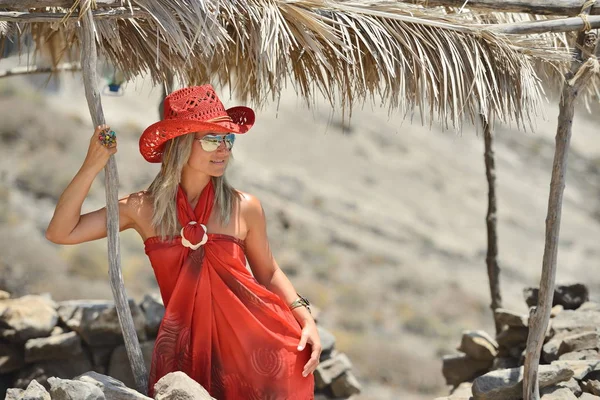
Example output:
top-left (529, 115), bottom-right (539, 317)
top-left (147, 134), bottom-right (239, 239)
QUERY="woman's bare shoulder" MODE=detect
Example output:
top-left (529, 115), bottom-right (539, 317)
top-left (236, 191), bottom-right (265, 222)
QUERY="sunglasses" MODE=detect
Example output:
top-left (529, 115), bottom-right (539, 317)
top-left (196, 133), bottom-right (236, 152)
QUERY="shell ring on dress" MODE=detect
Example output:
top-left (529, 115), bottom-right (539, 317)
top-left (181, 221), bottom-right (209, 250)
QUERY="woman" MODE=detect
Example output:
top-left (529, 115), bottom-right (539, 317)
top-left (45, 85), bottom-right (320, 399)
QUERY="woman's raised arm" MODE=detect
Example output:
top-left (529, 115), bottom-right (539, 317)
top-left (45, 124), bottom-right (134, 245)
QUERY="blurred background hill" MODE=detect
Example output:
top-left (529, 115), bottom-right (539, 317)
top-left (1, 54), bottom-right (600, 399)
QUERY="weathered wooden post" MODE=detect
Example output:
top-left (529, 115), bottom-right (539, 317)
top-left (79, 6), bottom-right (148, 394)
top-left (479, 113), bottom-right (503, 335)
top-left (522, 3), bottom-right (599, 399)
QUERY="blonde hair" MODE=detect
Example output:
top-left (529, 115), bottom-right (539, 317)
top-left (147, 134), bottom-right (239, 239)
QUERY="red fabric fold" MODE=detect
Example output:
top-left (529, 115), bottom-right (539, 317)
top-left (145, 181), bottom-right (314, 399)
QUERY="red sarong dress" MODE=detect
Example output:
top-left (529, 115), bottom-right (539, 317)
top-left (144, 182), bottom-right (314, 399)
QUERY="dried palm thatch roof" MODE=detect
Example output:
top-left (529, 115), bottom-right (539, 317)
top-left (0, 0), bottom-right (587, 129)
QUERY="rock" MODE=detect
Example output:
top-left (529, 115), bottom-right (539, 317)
top-left (450, 382), bottom-right (474, 398)
top-left (19, 379), bottom-right (50, 400)
top-left (541, 378), bottom-right (582, 397)
top-left (496, 327), bottom-right (529, 349)
top-left (457, 331), bottom-right (499, 361)
top-left (89, 345), bottom-right (115, 373)
top-left (57, 300), bottom-right (146, 346)
top-left (0, 290), bottom-right (10, 300)
top-left (580, 393), bottom-right (600, 399)
top-left (315, 353), bottom-right (352, 389)
top-left (555, 284), bottom-right (589, 310)
top-left (0, 341), bottom-right (25, 373)
top-left (579, 303), bottom-right (600, 312)
top-left (494, 309), bottom-right (528, 329)
top-left (442, 353), bottom-right (492, 387)
top-left (524, 284), bottom-right (589, 310)
top-left (24, 331), bottom-right (83, 363)
top-left (107, 341), bottom-right (154, 389)
top-left (559, 350), bottom-right (600, 361)
top-left (317, 326), bottom-right (335, 361)
top-left (139, 294), bottom-right (164, 337)
top-left (0, 295), bottom-right (58, 342)
top-left (544, 329), bottom-right (593, 363)
top-left (540, 387), bottom-right (578, 400)
top-left (14, 352), bottom-right (93, 388)
top-left (50, 326), bottom-right (65, 336)
top-left (330, 371), bottom-right (362, 398)
top-left (472, 365), bottom-right (573, 400)
top-left (557, 332), bottom-right (599, 356)
top-left (551, 311), bottom-right (600, 335)
top-left (76, 371), bottom-right (152, 400)
top-left (585, 380), bottom-right (600, 396)
top-left (491, 357), bottom-right (519, 371)
top-left (552, 305), bottom-right (565, 318)
top-left (48, 377), bottom-right (105, 400)
top-left (153, 371), bottom-right (215, 400)
top-left (5, 388), bottom-right (25, 400)
top-left (551, 359), bottom-right (600, 380)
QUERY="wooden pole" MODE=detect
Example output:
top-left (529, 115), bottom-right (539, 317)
top-left (0, 63), bottom-right (81, 78)
top-left (522, 3), bottom-right (598, 399)
top-left (409, 0), bottom-right (600, 16)
top-left (480, 113), bottom-right (503, 335)
top-left (0, 0), bottom-right (597, 15)
top-left (80, 7), bottom-right (148, 395)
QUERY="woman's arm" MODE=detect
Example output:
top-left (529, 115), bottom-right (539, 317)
top-left (45, 125), bottom-right (134, 245)
top-left (243, 194), bottom-right (321, 376)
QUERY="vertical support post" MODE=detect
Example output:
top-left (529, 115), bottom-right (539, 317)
top-left (79, 8), bottom-right (148, 395)
top-left (522, 3), bottom-right (597, 398)
top-left (480, 113), bottom-right (503, 335)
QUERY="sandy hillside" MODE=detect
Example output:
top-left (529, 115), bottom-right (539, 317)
top-left (1, 59), bottom-right (600, 399)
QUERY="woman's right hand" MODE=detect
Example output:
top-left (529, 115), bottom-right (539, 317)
top-left (83, 124), bottom-right (117, 173)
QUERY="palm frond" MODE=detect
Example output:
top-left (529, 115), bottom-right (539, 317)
top-left (0, 0), bottom-right (589, 129)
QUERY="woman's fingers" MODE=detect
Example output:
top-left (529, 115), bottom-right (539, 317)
top-left (302, 342), bottom-right (321, 377)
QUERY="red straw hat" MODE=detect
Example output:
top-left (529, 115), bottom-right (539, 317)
top-left (139, 85), bottom-right (255, 163)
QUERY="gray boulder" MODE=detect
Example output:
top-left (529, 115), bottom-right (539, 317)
top-left (48, 377), bottom-right (105, 400)
top-left (75, 371), bottom-right (152, 400)
top-left (330, 371), bottom-right (362, 398)
top-left (442, 353), bottom-right (492, 386)
top-left (551, 311), bottom-right (600, 335)
top-left (494, 309), bottom-right (528, 329)
top-left (559, 350), bottom-right (600, 361)
top-left (557, 332), bottom-right (599, 357)
top-left (24, 331), bottom-right (83, 363)
top-left (14, 352), bottom-right (93, 388)
top-left (580, 393), bottom-right (600, 399)
top-left (317, 326), bottom-right (336, 361)
top-left (540, 387), bottom-right (578, 400)
top-left (472, 365), bottom-right (573, 400)
top-left (139, 294), bottom-right (164, 337)
top-left (496, 327), bottom-right (529, 349)
top-left (315, 352), bottom-right (352, 390)
top-left (0, 341), bottom-right (25, 373)
top-left (153, 371), bottom-right (215, 400)
top-left (551, 359), bottom-right (600, 380)
top-left (457, 331), bottom-right (498, 361)
top-left (57, 300), bottom-right (146, 346)
top-left (585, 380), bottom-right (600, 396)
top-left (524, 284), bottom-right (589, 310)
top-left (0, 295), bottom-right (58, 342)
top-left (107, 341), bottom-right (154, 389)
top-left (6, 380), bottom-right (50, 400)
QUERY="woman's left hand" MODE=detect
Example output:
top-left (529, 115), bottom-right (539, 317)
top-left (297, 321), bottom-right (321, 377)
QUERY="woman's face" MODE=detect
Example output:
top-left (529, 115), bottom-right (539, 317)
top-left (187, 132), bottom-right (233, 176)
